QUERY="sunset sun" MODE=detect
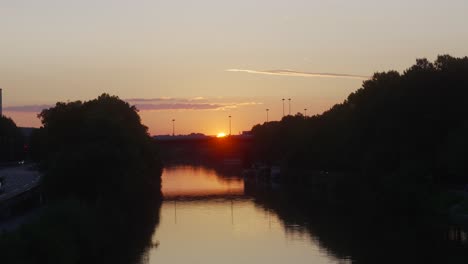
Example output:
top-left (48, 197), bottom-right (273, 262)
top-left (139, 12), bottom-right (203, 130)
top-left (216, 132), bottom-right (227, 138)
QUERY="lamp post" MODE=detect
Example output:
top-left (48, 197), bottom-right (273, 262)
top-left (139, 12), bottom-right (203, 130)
top-left (288, 98), bottom-right (291, 115)
top-left (282, 98), bottom-right (285, 117)
top-left (228, 115), bottom-right (232, 136)
top-left (266, 108), bottom-right (269, 122)
top-left (304, 108), bottom-right (307, 117)
top-left (172, 119), bottom-right (175, 136)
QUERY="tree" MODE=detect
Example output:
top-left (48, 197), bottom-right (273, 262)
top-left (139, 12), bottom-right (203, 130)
top-left (38, 94), bottom-right (161, 202)
top-left (0, 116), bottom-right (24, 162)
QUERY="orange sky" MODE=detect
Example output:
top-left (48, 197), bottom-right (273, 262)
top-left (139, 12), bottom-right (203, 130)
top-left (2, 1), bottom-right (468, 135)
top-left (3, 94), bottom-right (353, 135)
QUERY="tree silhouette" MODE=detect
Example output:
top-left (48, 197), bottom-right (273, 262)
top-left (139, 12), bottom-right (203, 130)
top-left (0, 116), bottom-right (24, 162)
top-left (38, 94), bottom-right (161, 202)
top-left (251, 55), bottom-right (468, 210)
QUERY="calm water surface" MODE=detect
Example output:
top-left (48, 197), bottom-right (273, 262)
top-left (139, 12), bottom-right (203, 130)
top-left (145, 165), bottom-right (468, 264)
top-left (146, 165), bottom-right (344, 264)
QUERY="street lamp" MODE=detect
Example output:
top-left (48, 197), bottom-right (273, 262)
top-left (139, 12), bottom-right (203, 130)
top-left (288, 98), bottom-right (291, 115)
top-left (228, 115), bottom-right (232, 136)
top-left (266, 108), bottom-right (269, 122)
top-left (282, 98), bottom-right (285, 117)
top-left (304, 108), bottom-right (307, 117)
top-left (172, 119), bottom-right (175, 136)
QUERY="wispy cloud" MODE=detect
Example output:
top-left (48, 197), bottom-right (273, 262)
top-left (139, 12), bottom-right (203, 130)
top-left (3, 98), bottom-right (262, 113)
top-left (190, 96), bottom-right (205, 101)
top-left (219, 102), bottom-right (263, 110)
top-left (126, 97), bottom-right (175, 102)
top-left (136, 103), bottom-right (222, 111)
top-left (127, 97), bottom-right (262, 111)
top-left (3, 105), bottom-right (52, 113)
top-left (227, 69), bottom-right (369, 80)
top-left (126, 97), bottom-right (208, 104)
top-left (135, 101), bottom-right (262, 111)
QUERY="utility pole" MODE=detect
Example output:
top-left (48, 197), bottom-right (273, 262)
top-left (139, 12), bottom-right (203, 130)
top-left (266, 108), bottom-right (269, 122)
top-left (172, 119), bottom-right (175, 136)
top-left (228, 115), bottom-right (232, 136)
top-left (304, 108), bottom-right (307, 117)
top-left (288, 98), bottom-right (291, 115)
top-left (282, 98), bottom-right (285, 117)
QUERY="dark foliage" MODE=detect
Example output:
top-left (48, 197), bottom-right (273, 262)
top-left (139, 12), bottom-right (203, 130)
top-left (37, 94), bottom-right (162, 202)
top-left (0, 116), bottom-right (24, 162)
top-left (0, 94), bottom-right (163, 264)
top-left (251, 55), bottom-right (468, 211)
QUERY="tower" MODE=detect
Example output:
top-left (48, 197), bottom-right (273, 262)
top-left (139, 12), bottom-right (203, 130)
top-left (0, 88), bottom-right (2, 117)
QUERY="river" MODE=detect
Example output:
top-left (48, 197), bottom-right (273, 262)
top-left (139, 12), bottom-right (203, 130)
top-left (143, 165), bottom-right (468, 264)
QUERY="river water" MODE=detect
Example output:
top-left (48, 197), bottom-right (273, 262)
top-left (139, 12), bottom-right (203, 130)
top-left (144, 165), bottom-right (468, 264)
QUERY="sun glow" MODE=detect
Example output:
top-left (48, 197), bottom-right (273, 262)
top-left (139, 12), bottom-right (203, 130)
top-left (216, 132), bottom-right (227, 138)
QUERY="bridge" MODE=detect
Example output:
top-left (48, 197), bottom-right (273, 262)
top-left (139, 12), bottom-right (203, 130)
top-left (155, 134), bottom-right (254, 164)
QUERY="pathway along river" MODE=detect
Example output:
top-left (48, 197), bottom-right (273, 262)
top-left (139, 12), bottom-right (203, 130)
top-left (144, 165), bottom-right (468, 264)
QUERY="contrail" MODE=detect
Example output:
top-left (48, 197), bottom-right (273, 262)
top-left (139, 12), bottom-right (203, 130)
top-left (226, 69), bottom-right (369, 80)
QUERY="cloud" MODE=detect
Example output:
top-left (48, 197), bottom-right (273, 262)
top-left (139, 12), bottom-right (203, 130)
top-left (220, 101), bottom-right (263, 110)
top-left (126, 97), bottom-right (209, 103)
top-left (125, 97), bottom-right (176, 103)
top-left (189, 97), bottom-right (205, 101)
top-left (3, 98), bottom-right (263, 113)
top-left (135, 101), bottom-right (262, 111)
top-left (128, 97), bottom-right (262, 111)
top-left (3, 105), bottom-right (52, 113)
top-left (135, 103), bottom-right (222, 111)
top-left (226, 69), bottom-right (369, 80)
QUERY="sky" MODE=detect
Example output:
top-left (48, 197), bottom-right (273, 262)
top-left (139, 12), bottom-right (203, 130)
top-left (2, 0), bottom-right (468, 135)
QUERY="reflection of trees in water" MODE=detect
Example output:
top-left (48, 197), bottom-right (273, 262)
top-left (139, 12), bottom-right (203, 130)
top-left (0, 191), bottom-right (162, 264)
top-left (113, 191), bottom-right (162, 264)
top-left (0, 172), bottom-right (162, 264)
top-left (85, 167), bottom-right (163, 264)
top-left (245, 183), bottom-right (468, 264)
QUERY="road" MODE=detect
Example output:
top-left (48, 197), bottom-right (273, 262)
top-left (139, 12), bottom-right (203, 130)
top-left (0, 165), bottom-right (41, 203)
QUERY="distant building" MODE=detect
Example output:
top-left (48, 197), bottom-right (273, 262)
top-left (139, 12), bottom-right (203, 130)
top-left (0, 88), bottom-right (2, 117)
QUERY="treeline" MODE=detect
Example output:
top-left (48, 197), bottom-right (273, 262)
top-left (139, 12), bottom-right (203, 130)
top-left (251, 55), bottom-right (468, 212)
top-left (1, 94), bottom-right (163, 263)
top-left (0, 116), bottom-right (24, 162)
